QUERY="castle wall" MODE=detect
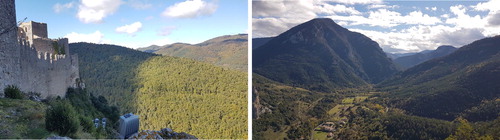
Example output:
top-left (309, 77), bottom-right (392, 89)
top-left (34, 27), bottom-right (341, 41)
top-left (33, 38), bottom-right (53, 53)
top-left (57, 38), bottom-right (70, 55)
top-left (0, 0), bottom-right (21, 95)
top-left (1, 0), bottom-right (79, 98)
top-left (18, 39), bottom-right (79, 98)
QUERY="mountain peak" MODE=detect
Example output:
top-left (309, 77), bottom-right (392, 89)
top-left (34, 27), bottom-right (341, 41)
top-left (308, 18), bottom-right (334, 23)
top-left (436, 45), bottom-right (456, 50)
top-left (301, 18), bottom-right (343, 30)
top-left (254, 18), bottom-right (398, 92)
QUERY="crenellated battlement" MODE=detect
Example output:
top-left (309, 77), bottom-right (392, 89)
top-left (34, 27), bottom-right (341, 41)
top-left (18, 37), bottom-right (69, 63)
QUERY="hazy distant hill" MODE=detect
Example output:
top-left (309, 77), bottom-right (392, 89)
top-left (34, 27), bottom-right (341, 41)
top-left (379, 36), bottom-right (500, 121)
top-left (138, 34), bottom-right (248, 71)
top-left (253, 18), bottom-right (398, 92)
top-left (394, 45), bottom-right (457, 69)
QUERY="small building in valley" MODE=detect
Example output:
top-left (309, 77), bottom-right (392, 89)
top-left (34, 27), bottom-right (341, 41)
top-left (118, 113), bottom-right (140, 139)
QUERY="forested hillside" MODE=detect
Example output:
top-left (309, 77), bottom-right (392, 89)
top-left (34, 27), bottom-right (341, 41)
top-left (252, 74), bottom-right (498, 140)
top-left (70, 43), bottom-right (247, 139)
top-left (138, 34), bottom-right (248, 71)
top-left (379, 36), bottom-right (500, 121)
top-left (70, 43), bottom-right (156, 113)
top-left (253, 18), bottom-right (397, 92)
top-left (135, 56), bottom-right (247, 139)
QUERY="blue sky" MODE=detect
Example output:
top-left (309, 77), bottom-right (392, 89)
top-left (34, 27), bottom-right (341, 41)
top-left (253, 0), bottom-right (500, 53)
top-left (16, 0), bottom-right (248, 49)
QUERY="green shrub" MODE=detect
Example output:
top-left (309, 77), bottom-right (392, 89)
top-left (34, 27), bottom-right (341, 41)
top-left (4, 85), bottom-right (23, 99)
top-left (79, 115), bottom-right (95, 133)
top-left (45, 100), bottom-right (80, 136)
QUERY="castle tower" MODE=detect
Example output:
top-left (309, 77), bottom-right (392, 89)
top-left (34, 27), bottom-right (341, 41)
top-left (0, 0), bottom-right (21, 94)
top-left (18, 21), bottom-right (56, 54)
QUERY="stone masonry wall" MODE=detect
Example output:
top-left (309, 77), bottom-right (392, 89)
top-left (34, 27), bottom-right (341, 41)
top-left (0, 0), bottom-right (21, 95)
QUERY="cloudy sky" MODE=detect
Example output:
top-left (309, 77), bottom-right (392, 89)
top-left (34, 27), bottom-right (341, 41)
top-left (16, 0), bottom-right (247, 49)
top-left (253, 0), bottom-right (500, 53)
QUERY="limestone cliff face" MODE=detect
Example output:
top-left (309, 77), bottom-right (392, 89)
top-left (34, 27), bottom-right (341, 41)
top-left (0, 0), bottom-right (80, 98)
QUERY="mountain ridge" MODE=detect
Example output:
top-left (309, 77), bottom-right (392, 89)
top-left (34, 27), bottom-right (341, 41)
top-left (137, 34), bottom-right (248, 71)
top-left (253, 18), bottom-right (398, 92)
top-left (394, 45), bottom-right (457, 69)
top-left (379, 35), bottom-right (500, 120)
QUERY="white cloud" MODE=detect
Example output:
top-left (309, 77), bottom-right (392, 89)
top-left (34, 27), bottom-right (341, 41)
top-left (367, 4), bottom-right (398, 9)
top-left (162, 0), bottom-right (218, 18)
top-left (253, 0), bottom-right (317, 37)
top-left (328, 9), bottom-right (441, 28)
top-left (253, 0), bottom-right (500, 53)
top-left (327, 0), bottom-right (382, 5)
top-left (446, 5), bottom-right (485, 28)
top-left (253, 0), bottom-right (364, 37)
top-left (253, 0), bottom-right (442, 38)
top-left (77, 0), bottom-right (123, 24)
top-left (65, 31), bottom-right (108, 44)
top-left (317, 3), bottom-right (361, 15)
top-left (253, 17), bottom-right (310, 37)
top-left (351, 25), bottom-right (456, 53)
top-left (115, 22), bottom-right (143, 36)
top-left (487, 11), bottom-right (500, 26)
top-left (128, 0), bottom-right (152, 10)
top-left (253, 0), bottom-right (316, 18)
top-left (473, 0), bottom-right (500, 12)
top-left (473, 0), bottom-right (500, 27)
top-left (53, 2), bottom-right (75, 13)
top-left (432, 28), bottom-right (485, 46)
top-left (157, 26), bottom-right (177, 36)
top-left (425, 6), bottom-right (437, 11)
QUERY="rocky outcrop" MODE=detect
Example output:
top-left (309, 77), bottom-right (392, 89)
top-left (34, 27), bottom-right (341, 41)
top-left (252, 88), bottom-right (272, 119)
top-left (128, 128), bottom-right (197, 139)
top-left (46, 135), bottom-right (71, 139)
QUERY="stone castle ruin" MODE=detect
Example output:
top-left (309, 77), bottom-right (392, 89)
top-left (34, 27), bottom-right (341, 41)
top-left (0, 0), bottom-right (80, 98)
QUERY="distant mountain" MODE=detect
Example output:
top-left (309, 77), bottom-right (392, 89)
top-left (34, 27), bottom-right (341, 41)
top-left (252, 37), bottom-right (273, 49)
top-left (253, 18), bottom-right (398, 92)
top-left (137, 34), bottom-right (248, 71)
top-left (386, 52), bottom-right (418, 59)
top-left (139, 45), bottom-right (163, 53)
top-left (394, 45), bottom-right (457, 69)
top-left (378, 36), bottom-right (500, 121)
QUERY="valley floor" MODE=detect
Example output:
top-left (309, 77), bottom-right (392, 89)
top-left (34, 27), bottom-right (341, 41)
top-left (253, 77), bottom-right (500, 140)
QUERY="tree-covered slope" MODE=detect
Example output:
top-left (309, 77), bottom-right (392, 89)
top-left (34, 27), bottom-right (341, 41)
top-left (253, 18), bottom-right (398, 92)
top-left (138, 34), bottom-right (248, 71)
top-left (135, 56), bottom-right (247, 139)
top-left (70, 42), bottom-right (156, 113)
top-left (378, 36), bottom-right (500, 121)
top-left (70, 43), bottom-right (247, 139)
